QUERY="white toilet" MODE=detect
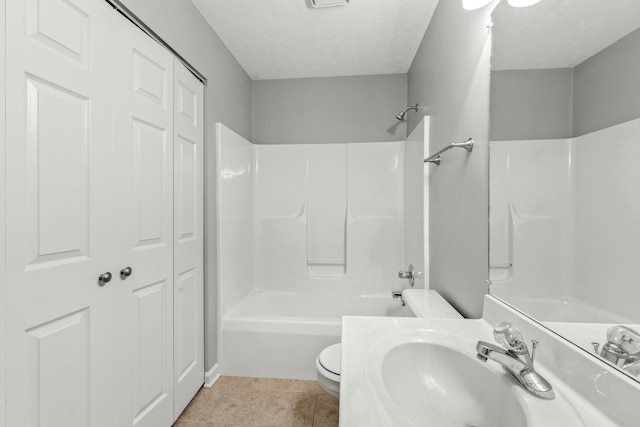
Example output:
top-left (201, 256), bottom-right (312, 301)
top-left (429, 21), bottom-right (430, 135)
top-left (315, 289), bottom-right (462, 399)
top-left (316, 343), bottom-right (341, 399)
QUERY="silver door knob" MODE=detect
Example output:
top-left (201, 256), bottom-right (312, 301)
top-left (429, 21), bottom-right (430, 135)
top-left (120, 267), bottom-right (133, 279)
top-left (98, 272), bottom-right (112, 285)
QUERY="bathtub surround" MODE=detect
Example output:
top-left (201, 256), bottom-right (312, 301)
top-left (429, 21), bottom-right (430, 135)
top-left (305, 144), bottom-right (348, 277)
top-left (490, 118), bottom-right (640, 324)
top-left (217, 122), bottom-right (428, 379)
top-left (218, 123), bottom-right (409, 303)
top-left (216, 125), bottom-right (255, 318)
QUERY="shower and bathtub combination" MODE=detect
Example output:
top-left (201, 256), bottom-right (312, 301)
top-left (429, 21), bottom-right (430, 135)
top-left (489, 119), bottom-right (640, 326)
top-left (215, 119), bottom-right (451, 383)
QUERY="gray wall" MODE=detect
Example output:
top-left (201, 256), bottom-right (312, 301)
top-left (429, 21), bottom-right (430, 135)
top-left (491, 27), bottom-right (640, 141)
top-left (407, 1), bottom-right (492, 318)
top-left (117, 0), bottom-right (253, 371)
top-left (252, 74), bottom-right (407, 144)
top-left (491, 69), bottom-right (574, 141)
top-left (573, 27), bottom-right (640, 137)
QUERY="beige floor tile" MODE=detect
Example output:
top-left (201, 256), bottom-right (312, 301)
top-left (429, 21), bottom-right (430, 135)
top-left (172, 420), bottom-right (224, 427)
top-left (179, 377), bottom-right (332, 427)
top-left (274, 379), bottom-right (319, 393)
top-left (207, 390), bottom-right (270, 425)
top-left (178, 391), bottom-right (218, 422)
top-left (313, 393), bottom-right (339, 427)
top-left (258, 391), bottom-right (317, 427)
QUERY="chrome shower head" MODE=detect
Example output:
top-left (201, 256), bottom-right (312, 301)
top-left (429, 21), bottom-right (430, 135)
top-left (395, 104), bottom-right (419, 121)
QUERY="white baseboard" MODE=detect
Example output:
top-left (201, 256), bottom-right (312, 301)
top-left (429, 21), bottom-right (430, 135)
top-left (204, 363), bottom-right (221, 388)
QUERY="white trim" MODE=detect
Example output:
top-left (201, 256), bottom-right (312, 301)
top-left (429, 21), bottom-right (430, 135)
top-left (204, 363), bottom-right (221, 388)
top-left (1, 0), bottom-right (7, 424)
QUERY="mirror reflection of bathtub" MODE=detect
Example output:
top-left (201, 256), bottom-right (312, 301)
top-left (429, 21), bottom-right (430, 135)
top-left (489, 0), bottom-right (640, 381)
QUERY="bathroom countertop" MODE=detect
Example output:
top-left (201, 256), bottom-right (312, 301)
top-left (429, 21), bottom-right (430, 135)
top-left (338, 314), bottom-right (619, 427)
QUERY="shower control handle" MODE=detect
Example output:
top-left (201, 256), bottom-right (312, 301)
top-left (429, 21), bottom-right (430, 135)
top-left (98, 272), bottom-right (112, 286)
top-left (398, 264), bottom-right (415, 287)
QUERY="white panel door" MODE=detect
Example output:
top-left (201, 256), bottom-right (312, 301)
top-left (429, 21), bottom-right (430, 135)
top-left (173, 61), bottom-right (205, 418)
top-left (4, 1), bottom-right (129, 426)
top-left (111, 12), bottom-right (175, 427)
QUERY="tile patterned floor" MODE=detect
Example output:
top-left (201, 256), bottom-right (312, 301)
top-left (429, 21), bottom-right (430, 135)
top-left (172, 376), bottom-right (339, 427)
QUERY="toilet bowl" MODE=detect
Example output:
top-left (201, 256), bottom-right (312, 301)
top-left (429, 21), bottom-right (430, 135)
top-left (316, 343), bottom-right (341, 399)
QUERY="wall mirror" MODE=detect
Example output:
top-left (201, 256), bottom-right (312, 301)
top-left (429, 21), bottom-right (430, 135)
top-left (489, 0), bottom-right (640, 382)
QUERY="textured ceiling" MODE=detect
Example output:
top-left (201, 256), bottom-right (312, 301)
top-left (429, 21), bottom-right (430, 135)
top-left (191, 0), bottom-right (439, 80)
top-left (492, 0), bottom-right (640, 70)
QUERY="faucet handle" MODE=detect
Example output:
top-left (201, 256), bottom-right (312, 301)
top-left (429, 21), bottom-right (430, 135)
top-left (493, 322), bottom-right (527, 353)
top-left (530, 340), bottom-right (539, 364)
top-left (607, 326), bottom-right (640, 355)
top-left (398, 264), bottom-right (415, 287)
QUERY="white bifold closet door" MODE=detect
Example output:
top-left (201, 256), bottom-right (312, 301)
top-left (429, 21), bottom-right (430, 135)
top-left (173, 59), bottom-right (205, 416)
top-left (5, 0), bottom-right (128, 426)
top-left (111, 11), bottom-right (176, 427)
top-left (4, 0), bottom-right (204, 426)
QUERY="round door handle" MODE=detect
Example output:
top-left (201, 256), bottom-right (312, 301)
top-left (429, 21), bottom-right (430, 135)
top-left (120, 267), bottom-right (133, 278)
top-left (98, 272), bottom-right (112, 285)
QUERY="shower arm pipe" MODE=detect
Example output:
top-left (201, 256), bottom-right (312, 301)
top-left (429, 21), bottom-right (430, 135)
top-left (424, 138), bottom-right (474, 166)
top-left (401, 104), bottom-right (419, 115)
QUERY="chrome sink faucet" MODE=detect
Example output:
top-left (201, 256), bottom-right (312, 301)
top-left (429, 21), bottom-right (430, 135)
top-left (592, 325), bottom-right (640, 375)
top-left (476, 322), bottom-right (555, 400)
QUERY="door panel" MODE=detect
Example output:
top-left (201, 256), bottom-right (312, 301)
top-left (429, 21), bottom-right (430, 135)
top-left (24, 76), bottom-right (90, 268)
top-left (173, 62), bottom-right (205, 418)
top-left (111, 12), bottom-right (175, 427)
top-left (132, 119), bottom-right (170, 248)
top-left (132, 281), bottom-right (170, 426)
top-left (5, 0), bottom-right (123, 426)
top-left (133, 50), bottom-right (170, 107)
top-left (176, 135), bottom-right (197, 242)
top-left (26, 309), bottom-right (90, 427)
top-left (26, 0), bottom-right (90, 67)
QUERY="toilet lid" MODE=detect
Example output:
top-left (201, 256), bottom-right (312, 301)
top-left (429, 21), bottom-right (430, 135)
top-left (319, 343), bottom-right (341, 376)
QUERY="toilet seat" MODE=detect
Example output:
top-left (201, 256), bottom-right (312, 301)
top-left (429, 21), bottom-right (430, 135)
top-left (317, 343), bottom-right (341, 382)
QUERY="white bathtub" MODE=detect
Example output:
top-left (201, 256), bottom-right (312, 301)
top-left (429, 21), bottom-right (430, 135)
top-left (220, 290), bottom-right (411, 380)
top-left (502, 296), bottom-right (631, 323)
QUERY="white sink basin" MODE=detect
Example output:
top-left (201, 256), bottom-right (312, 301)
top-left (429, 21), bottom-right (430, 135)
top-left (341, 319), bottom-right (587, 427)
top-left (381, 340), bottom-right (526, 427)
